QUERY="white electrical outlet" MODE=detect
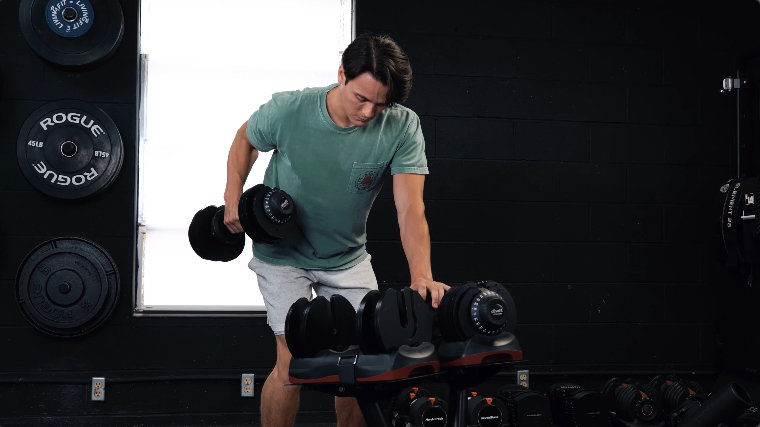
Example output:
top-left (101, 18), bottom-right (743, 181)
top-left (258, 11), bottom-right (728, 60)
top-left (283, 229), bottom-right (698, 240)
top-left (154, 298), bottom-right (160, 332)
top-left (517, 370), bottom-right (529, 388)
top-left (241, 374), bottom-right (254, 397)
top-left (91, 377), bottom-right (105, 401)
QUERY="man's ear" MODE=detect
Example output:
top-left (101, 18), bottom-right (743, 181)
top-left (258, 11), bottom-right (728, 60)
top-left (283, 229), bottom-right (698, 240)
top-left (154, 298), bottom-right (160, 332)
top-left (338, 65), bottom-right (345, 86)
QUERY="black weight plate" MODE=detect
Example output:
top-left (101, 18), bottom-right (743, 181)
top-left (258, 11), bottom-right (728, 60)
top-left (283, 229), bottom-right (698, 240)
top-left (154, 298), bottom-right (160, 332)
top-left (17, 100), bottom-right (123, 199)
top-left (15, 237), bottom-right (120, 337)
top-left (238, 185), bottom-right (268, 243)
top-left (374, 288), bottom-right (433, 353)
top-left (301, 296), bottom-right (331, 357)
top-left (57, 238), bottom-right (120, 334)
top-left (301, 294), bottom-right (356, 356)
top-left (457, 285), bottom-right (483, 339)
top-left (257, 188), bottom-right (299, 239)
top-left (239, 185), bottom-right (279, 245)
top-left (91, 137), bottom-right (123, 197)
top-left (188, 206), bottom-right (244, 262)
top-left (437, 285), bottom-right (459, 341)
top-left (601, 378), bottom-right (623, 405)
top-left (329, 294), bottom-right (357, 352)
top-left (482, 281), bottom-right (518, 334)
top-left (439, 284), bottom-right (471, 342)
top-left (285, 297), bottom-right (310, 358)
top-left (188, 207), bottom-right (225, 261)
top-left (357, 290), bottom-right (382, 354)
top-left (250, 186), bottom-right (283, 243)
top-left (373, 289), bottom-right (408, 352)
top-left (19, 0), bottom-right (124, 68)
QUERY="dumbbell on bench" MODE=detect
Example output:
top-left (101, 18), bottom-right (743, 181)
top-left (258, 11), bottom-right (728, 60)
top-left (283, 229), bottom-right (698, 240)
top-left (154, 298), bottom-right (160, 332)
top-left (188, 184), bottom-right (299, 262)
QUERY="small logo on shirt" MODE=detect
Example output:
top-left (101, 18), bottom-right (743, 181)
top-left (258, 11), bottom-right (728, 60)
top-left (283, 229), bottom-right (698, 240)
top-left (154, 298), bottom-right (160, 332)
top-left (355, 170), bottom-right (380, 192)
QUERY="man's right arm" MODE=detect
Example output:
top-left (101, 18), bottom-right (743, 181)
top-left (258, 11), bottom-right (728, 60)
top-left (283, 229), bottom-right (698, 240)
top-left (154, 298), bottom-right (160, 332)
top-left (223, 121), bottom-right (259, 234)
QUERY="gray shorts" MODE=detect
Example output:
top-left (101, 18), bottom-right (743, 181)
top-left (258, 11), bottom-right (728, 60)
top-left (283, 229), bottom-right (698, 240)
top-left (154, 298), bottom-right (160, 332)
top-left (248, 255), bottom-right (379, 335)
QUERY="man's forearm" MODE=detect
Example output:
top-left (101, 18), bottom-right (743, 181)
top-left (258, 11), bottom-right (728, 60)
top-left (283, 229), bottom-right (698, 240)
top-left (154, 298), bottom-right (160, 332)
top-left (398, 206), bottom-right (434, 283)
top-left (226, 123), bottom-right (258, 191)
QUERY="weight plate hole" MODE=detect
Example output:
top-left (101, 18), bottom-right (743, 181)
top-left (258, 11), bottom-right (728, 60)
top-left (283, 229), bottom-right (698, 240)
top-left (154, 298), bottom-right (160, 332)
top-left (58, 282), bottom-right (72, 294)
top-left (61, 141), bottom-right (78, 157)
top-left (62, 7), bottom-right (78, 22)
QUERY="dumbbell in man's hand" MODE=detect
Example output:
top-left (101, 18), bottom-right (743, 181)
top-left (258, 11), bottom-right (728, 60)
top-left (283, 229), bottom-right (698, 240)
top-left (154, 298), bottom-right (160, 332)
top-left (188, 184), bottom-right (299, 262)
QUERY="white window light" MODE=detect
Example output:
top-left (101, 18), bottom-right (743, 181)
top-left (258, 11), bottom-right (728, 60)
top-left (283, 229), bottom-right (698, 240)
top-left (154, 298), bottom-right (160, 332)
top-left (137, 0), bottom-right (354, 312)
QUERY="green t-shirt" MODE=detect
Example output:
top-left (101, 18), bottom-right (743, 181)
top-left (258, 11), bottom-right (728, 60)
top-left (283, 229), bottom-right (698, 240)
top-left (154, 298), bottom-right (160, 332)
top-left (246, 84), bottom-right (428, 270)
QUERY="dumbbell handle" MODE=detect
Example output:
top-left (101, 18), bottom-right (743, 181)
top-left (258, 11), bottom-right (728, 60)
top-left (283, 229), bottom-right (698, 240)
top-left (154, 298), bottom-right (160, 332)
top-left (211, 207), bottom-right (239, 244)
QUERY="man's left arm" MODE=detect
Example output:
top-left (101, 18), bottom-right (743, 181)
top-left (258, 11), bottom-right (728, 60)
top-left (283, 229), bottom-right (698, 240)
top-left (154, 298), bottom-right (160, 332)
top-left (393, 173), bottom-right (450, 308)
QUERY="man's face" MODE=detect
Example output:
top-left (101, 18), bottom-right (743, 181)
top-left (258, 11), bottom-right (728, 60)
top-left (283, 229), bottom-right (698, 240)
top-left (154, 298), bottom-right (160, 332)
top-left (338, 67), bottom-right (389, 127)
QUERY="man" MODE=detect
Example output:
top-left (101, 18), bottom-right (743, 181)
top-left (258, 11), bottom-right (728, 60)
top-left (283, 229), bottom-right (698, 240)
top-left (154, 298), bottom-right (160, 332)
top-left (222, 33), bottom-right (448, 427)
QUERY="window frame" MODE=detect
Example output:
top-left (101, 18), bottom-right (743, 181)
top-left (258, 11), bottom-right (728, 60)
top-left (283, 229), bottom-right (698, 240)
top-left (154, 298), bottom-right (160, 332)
top-left (133, 0), bottom-right (355, 316)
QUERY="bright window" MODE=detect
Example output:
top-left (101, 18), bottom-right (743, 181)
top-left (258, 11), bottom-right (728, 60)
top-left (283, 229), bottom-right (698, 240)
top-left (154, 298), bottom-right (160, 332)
top-left (137, 0), bottom-right (354, 311)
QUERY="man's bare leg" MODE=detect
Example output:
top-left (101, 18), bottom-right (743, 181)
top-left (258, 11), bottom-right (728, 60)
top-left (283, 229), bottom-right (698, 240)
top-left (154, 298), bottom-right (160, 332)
top-left (261, 335), bottom-right (301, 427)
top-left (336, 396), bottom-right (365, 427)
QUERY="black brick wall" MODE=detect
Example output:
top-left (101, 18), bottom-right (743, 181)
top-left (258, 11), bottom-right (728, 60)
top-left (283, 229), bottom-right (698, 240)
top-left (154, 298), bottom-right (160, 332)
top-left (1, 0), bottom-right (760, 424)
top-left (364, 0), bottom-right (760, 374)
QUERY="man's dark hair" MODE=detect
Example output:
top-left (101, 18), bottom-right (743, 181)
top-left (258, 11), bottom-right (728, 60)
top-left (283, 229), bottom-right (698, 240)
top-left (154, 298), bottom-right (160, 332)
top-left (341, 33), bottom-right (412, 107)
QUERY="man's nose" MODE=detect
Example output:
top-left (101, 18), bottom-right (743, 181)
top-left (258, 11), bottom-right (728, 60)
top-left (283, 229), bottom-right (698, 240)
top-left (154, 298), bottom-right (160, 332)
top-left (362, 103), bottom-right (377, 118)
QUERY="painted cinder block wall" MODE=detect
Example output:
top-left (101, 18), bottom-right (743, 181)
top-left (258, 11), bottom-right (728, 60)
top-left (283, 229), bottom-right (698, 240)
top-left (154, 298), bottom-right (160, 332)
top-left (363, 0), bottom-right (759, 371)
top-left (0, 0), bottom-right (759, 424)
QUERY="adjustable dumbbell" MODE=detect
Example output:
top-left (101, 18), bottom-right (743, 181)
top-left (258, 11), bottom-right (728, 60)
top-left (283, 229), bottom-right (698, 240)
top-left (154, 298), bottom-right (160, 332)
top-left (188, 184), bottom-right (298, 262)
top-left (649, 375), bottom-right (705, 416)
top-left (549, 383), bottom-right (610, 427)
top-left (437, 280), bottom-right (518, 342)
top-left (391, 386), bottom-right (449, 427)
top-left (601, 377), bottom-right (662, 424)
top-left (466, 390), bottom-right (508, 427)
top-left (238, 184), bottom-right (299, 245)
top-left (285, 292), bottom-right (357, 359)
top-left (356, 287), bottom-right (435, 354)
top-left (188, 205), bottom-right (245, 262)
top-left (497, 384), bottom-right (552, 427)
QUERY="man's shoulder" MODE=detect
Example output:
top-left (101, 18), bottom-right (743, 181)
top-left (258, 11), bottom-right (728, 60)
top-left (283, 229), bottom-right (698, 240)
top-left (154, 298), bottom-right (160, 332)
top-left (384, 103), bottom-right (419, 123)
top-left (372, 103), bottom-right (420, 133)
top-left (269, 85), bottom-right (329, 108)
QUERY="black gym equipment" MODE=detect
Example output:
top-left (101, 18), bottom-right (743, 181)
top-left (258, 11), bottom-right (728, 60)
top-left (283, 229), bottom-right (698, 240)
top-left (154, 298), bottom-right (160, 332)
top-left (15, 237), bottom-right (120, 337)
top-left (188, 184), bottom-right (298, 261)
top-left (465, 391), bottom-right (507, 427)
top-left (16, 100), bottom-right (124, 199)
top-left (391, 387), bottom-right (449, 427)
top-left (664, 382), bottom-right (751, 427)
top-left (497, 384), bottom-right (552, 427)
top-left (601, 378), bottom-right (663, 427)
top-left (188, 205), bottom-right (245, 262)
top-left (437, 281), bottom-right (517, 342)
top-left (285, 294), bottom-right (357, 359)
top-left (238, 184), bottom-right (299, 245)
top-left (724, 406), bottom-right (760, 427)
top-left (549, 383), bottom-right (611, 427)
top-left (716, 176), bottom-right (760, 286)
top-left (649, 375), bottom-right (705, 417)
top-left (435, 281), bottom-right (520, 366)
top-left (19, 0), bottom-right (124, 69)
top-left (357, 287), bottom-right (435, 355)
top-left (288, 288), bottom-right (441, 384)
top-left (285, 281), bottom-right (523, 427)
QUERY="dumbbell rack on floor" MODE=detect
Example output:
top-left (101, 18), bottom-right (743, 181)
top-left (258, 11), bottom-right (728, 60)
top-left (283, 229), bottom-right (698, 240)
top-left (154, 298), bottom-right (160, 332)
top-left (289, 332), bottom-right (523, 427)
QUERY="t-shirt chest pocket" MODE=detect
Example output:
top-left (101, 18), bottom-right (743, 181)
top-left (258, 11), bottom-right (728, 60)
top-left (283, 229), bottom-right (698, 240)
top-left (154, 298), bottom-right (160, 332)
top-left (347, 161), bottom-right (388, 194)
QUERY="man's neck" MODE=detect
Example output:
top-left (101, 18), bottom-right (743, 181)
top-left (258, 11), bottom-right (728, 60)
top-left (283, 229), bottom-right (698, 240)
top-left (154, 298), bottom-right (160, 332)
top-left (326, 86), bottom-right (352, 128)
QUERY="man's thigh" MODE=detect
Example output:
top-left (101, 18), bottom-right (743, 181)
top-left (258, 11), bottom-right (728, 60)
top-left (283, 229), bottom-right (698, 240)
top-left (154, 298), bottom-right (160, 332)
top-left (311, 256), bottom-right (379, 311)
top-left (248, 256), bottom-right (314, 335)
